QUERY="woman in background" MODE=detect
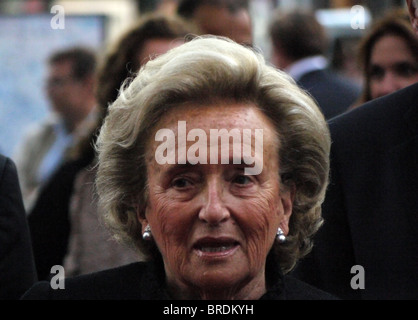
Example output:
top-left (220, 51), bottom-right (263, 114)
top-left (352, 9), bottom-right (418, 107)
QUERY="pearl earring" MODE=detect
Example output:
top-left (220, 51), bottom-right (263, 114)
top-left (277, 227), bottom-right (286, 243)
top-left (143, 225), bottom-right (152, 240)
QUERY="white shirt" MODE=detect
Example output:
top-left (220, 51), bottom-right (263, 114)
top-left (36, 119), bottom-right (74, 184)
top-left (37, 108), bottom-right (98, 184)
top-left (285, 55), bottom-right (329, 82)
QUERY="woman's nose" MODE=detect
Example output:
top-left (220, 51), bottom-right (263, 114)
top-left (198, 180), bottom-right (230, 225)
top-left (377, 72), bottom-right (401, 97)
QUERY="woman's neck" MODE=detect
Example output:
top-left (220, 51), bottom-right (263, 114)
top-left (166, 273), bottom-right (267, 300)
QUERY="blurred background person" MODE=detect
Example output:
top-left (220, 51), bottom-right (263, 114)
top-left (269, 10), bottom-right (361, 120)
top-left (13, 47), bottom-right (98, 212)
top-left (292, 0), bottom-right (418, 300)
top-left (94, 13), bottom-right (195, 119)
top-left (28, 13), bottom-right (196, 281)
top-left (351, 8), bottom-right (418, 107)
top-left (177, 0), bottom-right (253, 46)
top-left (0, 153), bottom-right (37, 299)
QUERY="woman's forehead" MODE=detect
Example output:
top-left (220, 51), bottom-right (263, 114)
top-left (153, 102), bottom-right (265, 129)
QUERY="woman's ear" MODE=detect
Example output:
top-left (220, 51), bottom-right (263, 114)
top-left (136, 205), bottom-right (148, 233)
top-left (278, 185), bottom-right (295, 235)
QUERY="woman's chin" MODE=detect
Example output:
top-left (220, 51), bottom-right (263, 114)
top-left (187, 269), bottom-right (251, 298)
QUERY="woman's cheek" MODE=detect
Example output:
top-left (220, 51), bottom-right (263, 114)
top-left (235, 193), bottom-right (278, 231)
top-left (235, 195), bottom-right (280, 257)
top-left (157, 203), bottom-right (196, 277)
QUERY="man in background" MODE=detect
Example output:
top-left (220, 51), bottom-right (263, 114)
top-left (269, 10), bottom-right (360, 119)
top-left (14, 46), bottom-right (98, 211)
top-left (177, 0), bottom-right (253, 46)
top-left (292, 0), bottom-right (418, 299)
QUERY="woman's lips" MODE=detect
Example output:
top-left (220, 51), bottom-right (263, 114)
top-left (193, 237), bottom-right (240, 258)
top-left (199, 244), bottom-right (236, 253)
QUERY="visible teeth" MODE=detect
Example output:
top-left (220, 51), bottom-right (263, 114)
top-left (200, 245), bottom-right (234, 252)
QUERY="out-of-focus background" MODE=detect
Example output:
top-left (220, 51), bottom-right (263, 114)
top-left (0, 0), bottom-right (407, 158)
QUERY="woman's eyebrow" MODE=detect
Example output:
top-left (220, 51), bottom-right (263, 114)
top-left (163, 162), bottom-right (199, 175)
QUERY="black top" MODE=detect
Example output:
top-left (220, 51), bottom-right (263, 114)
top-left (21, 260), bottom-right (337, 300)
top-left (0, 154), bottom-right (37, 299)
top-left (27, 151), bottom-right (94, 281)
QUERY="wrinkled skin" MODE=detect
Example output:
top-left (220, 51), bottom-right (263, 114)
top-left (139, 102), bottom-right (293, 300)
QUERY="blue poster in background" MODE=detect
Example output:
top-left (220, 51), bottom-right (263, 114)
top-left (0, 14), bottom-right (105, 157)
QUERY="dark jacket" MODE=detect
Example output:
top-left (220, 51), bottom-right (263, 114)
top-left (0, 154), bottom-right (37, 299)
top-left (27, 151), bottom-right (94, 281)
top-left (21, 260), bottom-right (337, 300)
top-left (292, 83), bottom-right (418, 299)
top-left (297, 69), bottom-right (360, 120)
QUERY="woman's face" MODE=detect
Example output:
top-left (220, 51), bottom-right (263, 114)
top-left (141, 102), bottom-right (293, 299)
top-left (369, 34), bottom-right (418, 99)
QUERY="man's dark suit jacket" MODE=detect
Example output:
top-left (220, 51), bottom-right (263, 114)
top-left (28, 151), bottom-right (94, 281)
top-left (292, 83), bottom-right (418, 299)
top-left (297, 69), bottom-right (360, 120)
top-left (0, 154), bottom-right (37, 299)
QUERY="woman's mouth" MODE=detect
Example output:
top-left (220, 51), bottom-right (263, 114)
top-left (193, 237), bottom-right (240, 258)
top-left (199, 244), bottom-right (236, 253)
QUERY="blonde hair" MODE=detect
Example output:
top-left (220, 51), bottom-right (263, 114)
top-left (95, 36), bottom-right (330, 273)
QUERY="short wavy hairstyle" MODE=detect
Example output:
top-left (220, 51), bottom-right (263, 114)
top-left (95, 36), bottom-right (331, 274)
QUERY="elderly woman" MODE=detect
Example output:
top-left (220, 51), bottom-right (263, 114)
top-left (22, 36), bottom-right (334, 300)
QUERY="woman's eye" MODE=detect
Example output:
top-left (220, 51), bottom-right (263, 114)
top-left (394, 62), bottom-right (418, 77)
top-left (232, 175), bottom-right (253, 185)
top-left (369, 65), bottom-right (385, 80)
top-left (172, 178), bottom-right (192, 189)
